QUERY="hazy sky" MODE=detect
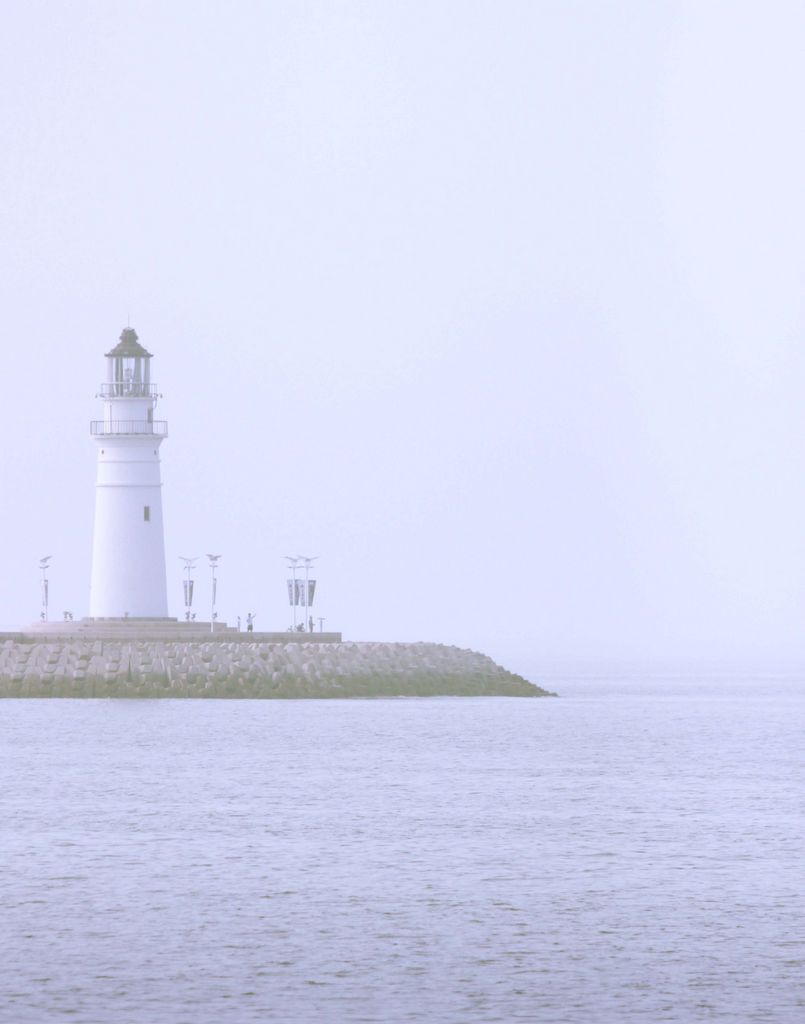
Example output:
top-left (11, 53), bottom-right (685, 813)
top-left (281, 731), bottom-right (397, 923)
top-left (1, 1), bottom-right (804, 673)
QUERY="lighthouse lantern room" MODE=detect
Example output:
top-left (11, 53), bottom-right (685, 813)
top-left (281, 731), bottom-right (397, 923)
top-left (89, 328), bottom-right (170, 618)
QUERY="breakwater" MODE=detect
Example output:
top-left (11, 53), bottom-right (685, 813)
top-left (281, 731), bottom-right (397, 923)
top-left (0, 640), bottom-right (550, 698)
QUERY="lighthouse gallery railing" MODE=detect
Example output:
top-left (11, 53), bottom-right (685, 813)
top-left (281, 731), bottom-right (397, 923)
top-left (99, 383), bottom-right (159, 398)
top-left (90, 420), bottom-right (169, 437)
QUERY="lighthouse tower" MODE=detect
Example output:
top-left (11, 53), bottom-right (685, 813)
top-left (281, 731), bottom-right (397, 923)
top-left (89, 328), bottom-right (169, 619)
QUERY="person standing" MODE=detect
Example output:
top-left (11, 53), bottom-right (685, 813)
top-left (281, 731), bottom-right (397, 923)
top-left (246, 612), bottom-right (255, 633)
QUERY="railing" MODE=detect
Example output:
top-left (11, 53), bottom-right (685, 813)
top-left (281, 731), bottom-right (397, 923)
top-left (99, 383), bottom-right (159, 398)
top-left (90, 420), bottom-right (168, 437)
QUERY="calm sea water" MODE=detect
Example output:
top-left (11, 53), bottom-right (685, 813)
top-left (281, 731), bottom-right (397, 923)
top-left (1, 678), bottom-right (803, 1023)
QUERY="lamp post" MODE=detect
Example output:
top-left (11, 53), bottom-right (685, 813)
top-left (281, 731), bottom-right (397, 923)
top-left (298, 555), bottom-right (318, 632)
top-left (206, 554), bottom-right (221, 633)
top-left (179, 556), bottom-right (197, 621)
top-left (284, 556), bottom-right (299, 630)
top-left (39, 556), bottom-right (52, 622)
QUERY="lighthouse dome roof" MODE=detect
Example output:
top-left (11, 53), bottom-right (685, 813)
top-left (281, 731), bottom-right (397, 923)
top-left (105, 328), bottom-right (153, 359)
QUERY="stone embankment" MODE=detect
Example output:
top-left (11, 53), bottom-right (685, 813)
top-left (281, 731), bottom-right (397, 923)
top-left (0, 640), bottom-right (550, 698)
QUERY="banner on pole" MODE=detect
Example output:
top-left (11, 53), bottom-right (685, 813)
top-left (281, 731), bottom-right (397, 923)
top-left (183, 580), bottom-right (194, 607)
top-left (287, 580), bottom-right (317, 605)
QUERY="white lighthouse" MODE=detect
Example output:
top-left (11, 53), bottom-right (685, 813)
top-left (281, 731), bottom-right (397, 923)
top-left (89, 328), bottom-right (169, 619)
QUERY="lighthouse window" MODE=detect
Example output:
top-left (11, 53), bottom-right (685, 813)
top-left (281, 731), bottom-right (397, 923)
top-left (144, 506), bottom-right (151, 522)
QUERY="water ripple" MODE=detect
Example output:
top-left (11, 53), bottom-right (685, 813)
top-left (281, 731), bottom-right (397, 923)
top-left (0, 681), bottom-right (803, 1022)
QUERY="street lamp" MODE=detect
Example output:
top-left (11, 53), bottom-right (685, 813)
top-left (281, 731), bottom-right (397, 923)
top-left (206, 554), bottom-right (221, 633)
top-left (298, 555), bottom-right (318, 632)
top-left (179, 556), bottom-right (198, 621)
top-left (39, 556), bottom-right (52, 622)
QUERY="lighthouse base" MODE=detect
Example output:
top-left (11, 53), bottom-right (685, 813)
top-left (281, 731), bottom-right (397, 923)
top-left (28, 618), bottom-right (239, 640)
top-left (20, 619), bottom-right (344, 643)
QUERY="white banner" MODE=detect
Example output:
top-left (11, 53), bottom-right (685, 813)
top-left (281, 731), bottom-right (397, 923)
top-left (287, 580), bottom-right (317, 605)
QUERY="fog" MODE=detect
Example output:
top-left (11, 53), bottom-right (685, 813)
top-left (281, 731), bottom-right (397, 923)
top-left (1, 1), bottom-right (803, 676)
